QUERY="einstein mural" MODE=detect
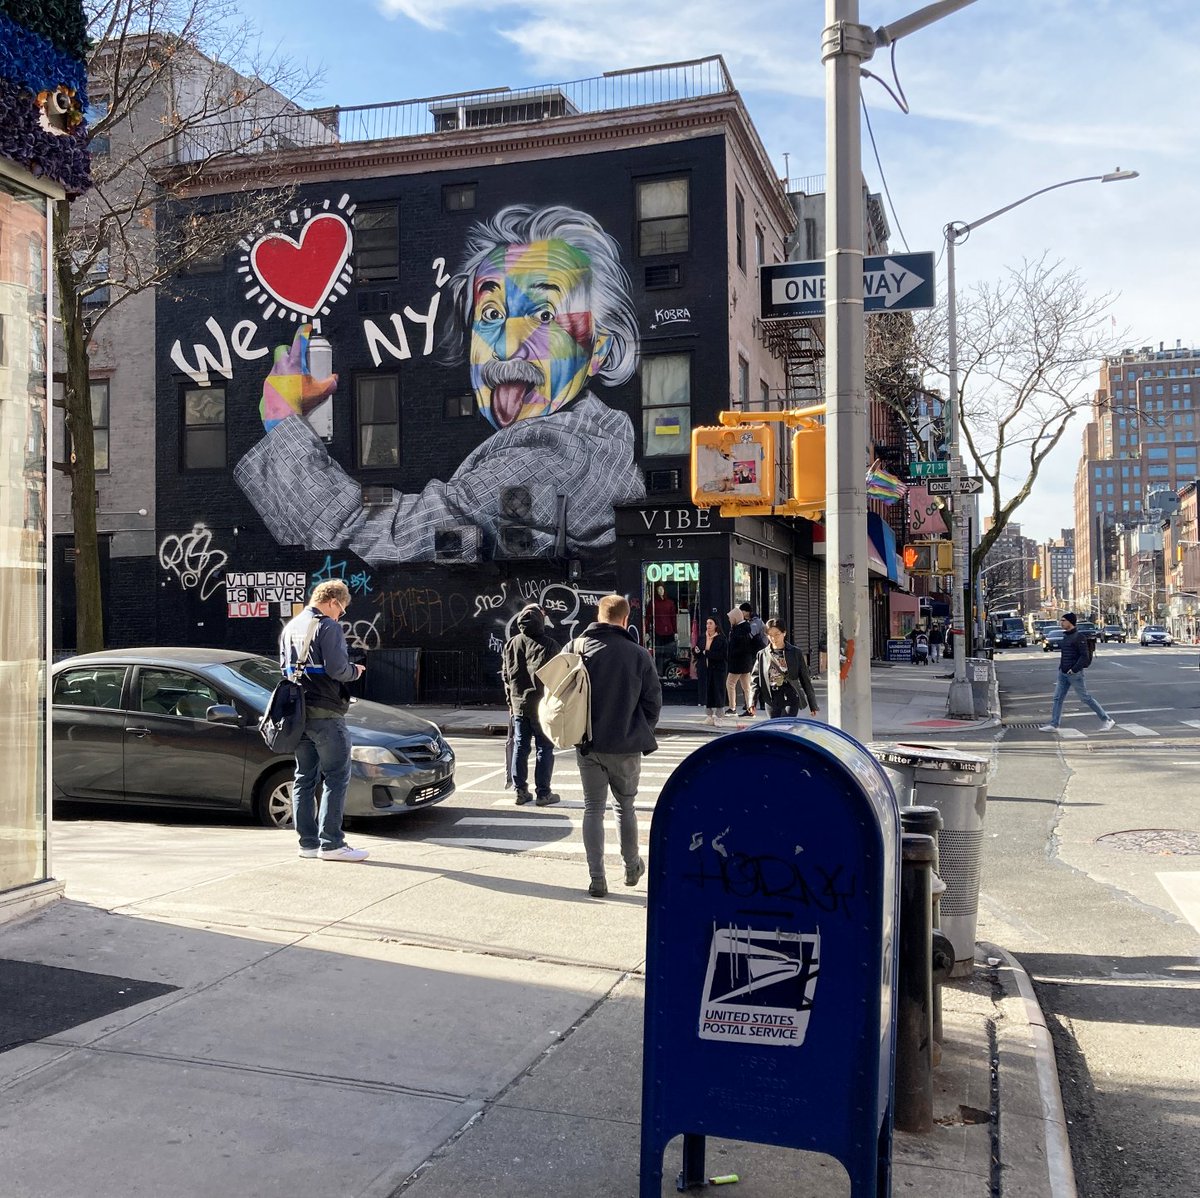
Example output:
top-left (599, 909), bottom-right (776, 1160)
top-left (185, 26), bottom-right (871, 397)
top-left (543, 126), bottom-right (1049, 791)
top-left (234, 203), bottom-right (646, 563)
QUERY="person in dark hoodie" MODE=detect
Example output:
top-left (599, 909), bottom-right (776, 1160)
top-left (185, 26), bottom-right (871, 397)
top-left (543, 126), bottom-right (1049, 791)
top-left (501, 604), bottom-right (562, 806)
top-left (1038, 612), bottom-right (1114, 733)
top-left (574, 594), bottom-right (662, 897)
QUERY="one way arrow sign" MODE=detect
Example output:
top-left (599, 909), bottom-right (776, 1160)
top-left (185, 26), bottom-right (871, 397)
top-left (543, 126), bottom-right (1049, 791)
top-left (760, 251), bottom-right (936, 319)
top-left (927, 476), bottom-right (984, 496)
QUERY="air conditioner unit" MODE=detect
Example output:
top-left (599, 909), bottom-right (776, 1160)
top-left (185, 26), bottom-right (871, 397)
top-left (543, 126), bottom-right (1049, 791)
top-left (433, 525), bottom-right (481, 563)
top-left (496, 524), bottom-right (537, 558)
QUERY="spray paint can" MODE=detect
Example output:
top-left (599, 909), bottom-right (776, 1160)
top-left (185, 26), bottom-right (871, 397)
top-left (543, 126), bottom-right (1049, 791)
top-left (308, 335), bottom-right (333, 381)
top-left (306, 335), bottom-right (334, 440)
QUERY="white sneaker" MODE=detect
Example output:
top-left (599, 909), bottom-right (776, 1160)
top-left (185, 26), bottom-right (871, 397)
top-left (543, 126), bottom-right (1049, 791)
top-left (1037, 723), bottom-right (1059, 733)
top-left (297, 846), bottom-right (319, 859)
top-left (703, 715), bottom-right (716, 726)
top-left (318, 844), bottom-right (369, 862)
top-left (1099, 718), bottom-right (1116, 732)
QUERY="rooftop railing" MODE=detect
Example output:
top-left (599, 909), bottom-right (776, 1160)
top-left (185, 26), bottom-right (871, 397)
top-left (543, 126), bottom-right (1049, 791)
top-left (176, 56), bottom-right (737, 161)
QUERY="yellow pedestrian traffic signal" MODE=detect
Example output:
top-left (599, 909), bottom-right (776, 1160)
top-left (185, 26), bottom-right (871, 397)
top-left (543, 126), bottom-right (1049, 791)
top-left (791, 425), bottom-right (826, 510)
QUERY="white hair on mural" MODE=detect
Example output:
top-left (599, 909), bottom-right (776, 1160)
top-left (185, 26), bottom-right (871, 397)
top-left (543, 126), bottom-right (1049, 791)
top-left (441, 203), bottom-right (639, 386)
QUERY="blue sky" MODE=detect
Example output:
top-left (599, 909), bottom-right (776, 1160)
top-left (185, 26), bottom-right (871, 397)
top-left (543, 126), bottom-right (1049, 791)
top-left (239, 0), bottom-right (1198, 543)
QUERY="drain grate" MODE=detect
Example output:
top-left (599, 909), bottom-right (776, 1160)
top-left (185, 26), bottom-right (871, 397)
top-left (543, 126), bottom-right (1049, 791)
top-left (1096, 828), bottom-right (1200, 856)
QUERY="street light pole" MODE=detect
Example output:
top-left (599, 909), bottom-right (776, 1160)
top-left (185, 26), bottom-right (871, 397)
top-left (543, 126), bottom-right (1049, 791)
top-left (822, 0), bottom-right (977, 741)
top-left (943, 169), bottom-right (1138, 718)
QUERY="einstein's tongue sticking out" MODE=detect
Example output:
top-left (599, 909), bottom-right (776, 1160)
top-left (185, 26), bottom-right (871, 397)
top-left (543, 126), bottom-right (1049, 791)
top-left (492, 380), bottom-right (538, 428)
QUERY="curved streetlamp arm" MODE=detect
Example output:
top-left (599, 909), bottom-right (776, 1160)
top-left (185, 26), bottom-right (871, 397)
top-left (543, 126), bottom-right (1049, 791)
top-left (947, 170), bottom-right (1139, 244)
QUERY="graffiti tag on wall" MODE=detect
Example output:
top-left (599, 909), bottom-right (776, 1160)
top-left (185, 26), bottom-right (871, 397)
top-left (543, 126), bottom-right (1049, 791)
top-left (225, 571), bottom-right (307, 618)
top-left (159, 525), bottom-right (228, 600)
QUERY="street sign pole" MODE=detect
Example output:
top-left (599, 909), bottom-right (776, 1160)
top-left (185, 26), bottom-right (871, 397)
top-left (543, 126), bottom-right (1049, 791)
top-left (945, 226), bottom-right (974, 718)
top-left (823, 0), bottom-right (872, 742)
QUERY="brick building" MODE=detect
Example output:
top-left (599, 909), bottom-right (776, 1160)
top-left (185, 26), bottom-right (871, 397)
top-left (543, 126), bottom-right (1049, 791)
top-left (149, 58), bottom-right (844, 703)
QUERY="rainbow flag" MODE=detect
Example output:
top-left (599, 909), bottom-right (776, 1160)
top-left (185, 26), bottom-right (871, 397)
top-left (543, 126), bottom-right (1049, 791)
top-left (866, 461), bottom-right (907, 503)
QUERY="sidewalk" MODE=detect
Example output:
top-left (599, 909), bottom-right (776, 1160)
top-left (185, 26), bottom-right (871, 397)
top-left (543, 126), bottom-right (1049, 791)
top-left (422, 661), bottom-right (998, 740)
top-left (0, 776), bottom-right (1073, 1198)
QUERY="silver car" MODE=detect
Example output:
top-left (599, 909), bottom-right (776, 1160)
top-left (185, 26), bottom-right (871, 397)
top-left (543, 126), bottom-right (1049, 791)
top-left (52, 648), bottom-right (455, 829)
top-left (1138, 625), bottom-right (1173, 647)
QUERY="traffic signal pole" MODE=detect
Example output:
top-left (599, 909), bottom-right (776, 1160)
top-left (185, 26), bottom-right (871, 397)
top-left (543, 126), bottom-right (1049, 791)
top-left (822, 0), bottom-right (872, 741)
top-left (823, 0), bottom-right (977, 738)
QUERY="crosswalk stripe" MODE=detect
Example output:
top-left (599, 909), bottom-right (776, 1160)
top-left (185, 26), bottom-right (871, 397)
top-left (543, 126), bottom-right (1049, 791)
top-left (489, 797), bottom-right (657, 812)
top-left (1180, 720), bottom-right (1200, 730)
top-left (1057, 727), bottom-right (1086, 739)
top-left (1119, 724), bottom-right (1159, 737)
top-left (427, 837), bottom-right (644, 856)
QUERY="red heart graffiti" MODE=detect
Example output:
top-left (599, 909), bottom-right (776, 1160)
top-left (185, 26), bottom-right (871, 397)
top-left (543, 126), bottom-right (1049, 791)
top-left (250, 213), bottom-right (352, 315)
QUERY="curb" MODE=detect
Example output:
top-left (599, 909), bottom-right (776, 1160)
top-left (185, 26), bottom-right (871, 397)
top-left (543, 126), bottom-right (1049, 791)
top-left (980, 941), bottom-right (1078, 1198)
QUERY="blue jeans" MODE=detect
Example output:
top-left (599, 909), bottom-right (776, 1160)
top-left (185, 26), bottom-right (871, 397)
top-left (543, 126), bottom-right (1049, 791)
top-left (512, 714), bottom-right (554, 797)
top-left (1050, 671), bottom-right (1109, 727)
top-left (293, 716), bottom-right (352, 850)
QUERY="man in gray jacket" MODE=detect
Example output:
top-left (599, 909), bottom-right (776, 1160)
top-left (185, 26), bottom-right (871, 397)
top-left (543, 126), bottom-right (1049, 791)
top-left (279, 579), bottom-right (368, 862)
top-left (573, 594), bottom-right (662, 897)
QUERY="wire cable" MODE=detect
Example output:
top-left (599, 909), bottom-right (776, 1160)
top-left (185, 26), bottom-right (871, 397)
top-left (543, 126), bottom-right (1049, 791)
top-left (860, 92), bottom-right (910, 252)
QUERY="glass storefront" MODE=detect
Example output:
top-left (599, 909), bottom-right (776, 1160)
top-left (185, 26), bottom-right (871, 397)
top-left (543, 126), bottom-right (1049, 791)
top-left (0, 174), bottom-right (50, 893)
top-left (641, 560), bottom-right (699, 688)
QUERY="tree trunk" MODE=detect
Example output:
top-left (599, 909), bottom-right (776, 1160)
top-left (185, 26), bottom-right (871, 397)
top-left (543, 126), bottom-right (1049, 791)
top-left (53, 199), bottom-right (104, 654)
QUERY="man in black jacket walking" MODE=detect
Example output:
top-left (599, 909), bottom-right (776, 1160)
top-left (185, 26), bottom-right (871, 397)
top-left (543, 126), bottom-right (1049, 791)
top-left (574, 594), bottom-right (662, 897)
top-left (1039, 612), bottom-right (1114, 733)
top-left (501, 604), bottom-right (561, 806)
top-left (279, 580), bottom-right (368, 862)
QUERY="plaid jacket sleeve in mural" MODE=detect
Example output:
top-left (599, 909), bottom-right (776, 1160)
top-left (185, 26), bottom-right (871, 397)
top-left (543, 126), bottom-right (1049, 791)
top-left (233, 394), bottom-right (645, 565)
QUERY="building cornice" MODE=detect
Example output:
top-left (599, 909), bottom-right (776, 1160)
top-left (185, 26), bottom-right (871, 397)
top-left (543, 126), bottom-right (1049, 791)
top-left (157, 94), bottom-right (796, 235)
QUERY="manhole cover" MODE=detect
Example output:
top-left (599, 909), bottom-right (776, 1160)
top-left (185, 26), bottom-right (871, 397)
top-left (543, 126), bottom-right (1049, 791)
top-left (1096, 829), bottom-right (1200, 855)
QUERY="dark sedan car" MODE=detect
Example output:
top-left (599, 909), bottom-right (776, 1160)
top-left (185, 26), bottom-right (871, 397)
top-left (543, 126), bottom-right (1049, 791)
top-left (1042, 627), bottom-right (1066, 652)
top-left (1101, 625), bottom-right (1127, 643)
top-left (52, 648), bottom-right (455, 828)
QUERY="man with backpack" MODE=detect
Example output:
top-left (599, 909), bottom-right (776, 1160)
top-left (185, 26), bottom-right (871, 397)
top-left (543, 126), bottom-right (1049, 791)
top-left (501, 604), bottom-right (561, 807)
top-left (565, 594), bottom-right (662, 898)
top-left (279, 580), bottom-right (369, 861)
top-left (1038, 612), bottom-right (1114, 733)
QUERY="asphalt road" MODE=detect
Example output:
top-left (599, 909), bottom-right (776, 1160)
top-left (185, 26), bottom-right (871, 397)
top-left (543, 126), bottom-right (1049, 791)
top-left (982, 642), bottom-right (1200, 1198)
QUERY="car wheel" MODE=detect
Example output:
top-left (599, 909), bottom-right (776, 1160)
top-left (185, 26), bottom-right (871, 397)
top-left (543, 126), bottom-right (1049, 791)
top-left (254, 766), bottom-right (295, 830)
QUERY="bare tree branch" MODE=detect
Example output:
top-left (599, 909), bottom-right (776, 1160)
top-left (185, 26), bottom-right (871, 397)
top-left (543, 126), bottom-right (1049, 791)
top-left (55, 0), bottom-right (327, 651)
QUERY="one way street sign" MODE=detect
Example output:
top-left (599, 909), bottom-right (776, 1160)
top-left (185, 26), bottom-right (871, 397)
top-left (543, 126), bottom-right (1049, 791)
top-left (927, 476), bottom-right (984, 496)
top-left (760, 251), bottom-right (936, 320)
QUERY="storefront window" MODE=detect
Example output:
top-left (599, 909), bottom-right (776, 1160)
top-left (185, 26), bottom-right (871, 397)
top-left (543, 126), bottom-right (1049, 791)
top-left (642, 560), bottom-right (699, 685)
top-left (0, 175), bottom-right (50, 892)
top-left (732, 561), bottom-right (752, 607)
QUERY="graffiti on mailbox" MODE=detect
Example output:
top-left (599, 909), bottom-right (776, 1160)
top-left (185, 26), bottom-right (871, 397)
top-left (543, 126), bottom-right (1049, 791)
top-left (698, 927), bottom-right (821, 1047)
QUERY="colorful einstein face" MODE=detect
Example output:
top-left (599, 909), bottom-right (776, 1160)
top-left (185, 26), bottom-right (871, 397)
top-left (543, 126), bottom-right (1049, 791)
top-left (469, 239), bottom-right (606, 430)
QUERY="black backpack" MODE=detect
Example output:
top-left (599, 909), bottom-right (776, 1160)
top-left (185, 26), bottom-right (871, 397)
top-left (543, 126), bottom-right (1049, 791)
top-left (260, 616), bottom-right (321, 752)
top-left (1080, 635), bottom-right (1097, 669)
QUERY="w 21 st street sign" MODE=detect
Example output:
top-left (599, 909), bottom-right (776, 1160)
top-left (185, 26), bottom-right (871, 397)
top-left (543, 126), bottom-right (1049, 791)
top-left (760, 252), bottom-right (936, 320)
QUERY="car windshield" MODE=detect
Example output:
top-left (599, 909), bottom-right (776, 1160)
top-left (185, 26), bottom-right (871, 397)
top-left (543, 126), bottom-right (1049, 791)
top-left (210, 655), bottom-right (280, 708)
top-left (1145, 626), bottom-right (1166, 633)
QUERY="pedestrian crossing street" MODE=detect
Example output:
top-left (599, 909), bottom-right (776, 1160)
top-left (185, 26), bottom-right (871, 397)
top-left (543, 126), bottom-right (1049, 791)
top-left (1041, 716), bottom-right (1200, 740)
top-left (427, 738), bottom-right (703, 858)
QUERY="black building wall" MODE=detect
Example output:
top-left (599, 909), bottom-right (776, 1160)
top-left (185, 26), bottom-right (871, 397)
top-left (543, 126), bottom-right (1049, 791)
top-left (153, 136), bottom-right (733, 678)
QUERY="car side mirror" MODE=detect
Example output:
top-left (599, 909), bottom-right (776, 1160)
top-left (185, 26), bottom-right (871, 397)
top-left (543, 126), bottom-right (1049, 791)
top-left (207, 704), bottom-right (243, 726)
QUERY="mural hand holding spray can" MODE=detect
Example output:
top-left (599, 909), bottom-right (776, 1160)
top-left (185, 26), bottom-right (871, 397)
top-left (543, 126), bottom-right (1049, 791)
top-left (259, 323), bottom-right (338, 433)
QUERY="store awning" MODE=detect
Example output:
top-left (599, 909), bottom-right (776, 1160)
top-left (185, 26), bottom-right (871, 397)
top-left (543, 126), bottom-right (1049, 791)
top-left (867, 513), bottom-right (900, 584)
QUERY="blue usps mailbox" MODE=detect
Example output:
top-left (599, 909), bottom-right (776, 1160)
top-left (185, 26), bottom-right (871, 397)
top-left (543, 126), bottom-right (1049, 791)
top-left (639, 720), bottom-right (901, 1196)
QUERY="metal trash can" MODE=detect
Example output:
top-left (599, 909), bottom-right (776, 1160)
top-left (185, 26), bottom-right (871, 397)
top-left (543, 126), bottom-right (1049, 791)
top-left (964, 657), bottom-right (995, 719)
top-left (871, 741), bottom-right (945, 807)
top-left (872, 743), bottom-right (988, 975)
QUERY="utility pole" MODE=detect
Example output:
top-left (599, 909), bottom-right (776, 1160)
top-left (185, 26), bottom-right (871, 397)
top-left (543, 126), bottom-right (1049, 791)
top-left (822, 0), bottom-right (977, 741)
top-left (822, 0), bottom-right (872, 741)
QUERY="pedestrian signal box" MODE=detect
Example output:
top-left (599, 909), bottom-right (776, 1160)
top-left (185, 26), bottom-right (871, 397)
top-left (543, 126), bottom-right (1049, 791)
top-left (902, 540), bottom-right (954, 575)
top-left (791, 424), bottom-right (826, 510)
top-left (691, 424), bottom-right (775, 507)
